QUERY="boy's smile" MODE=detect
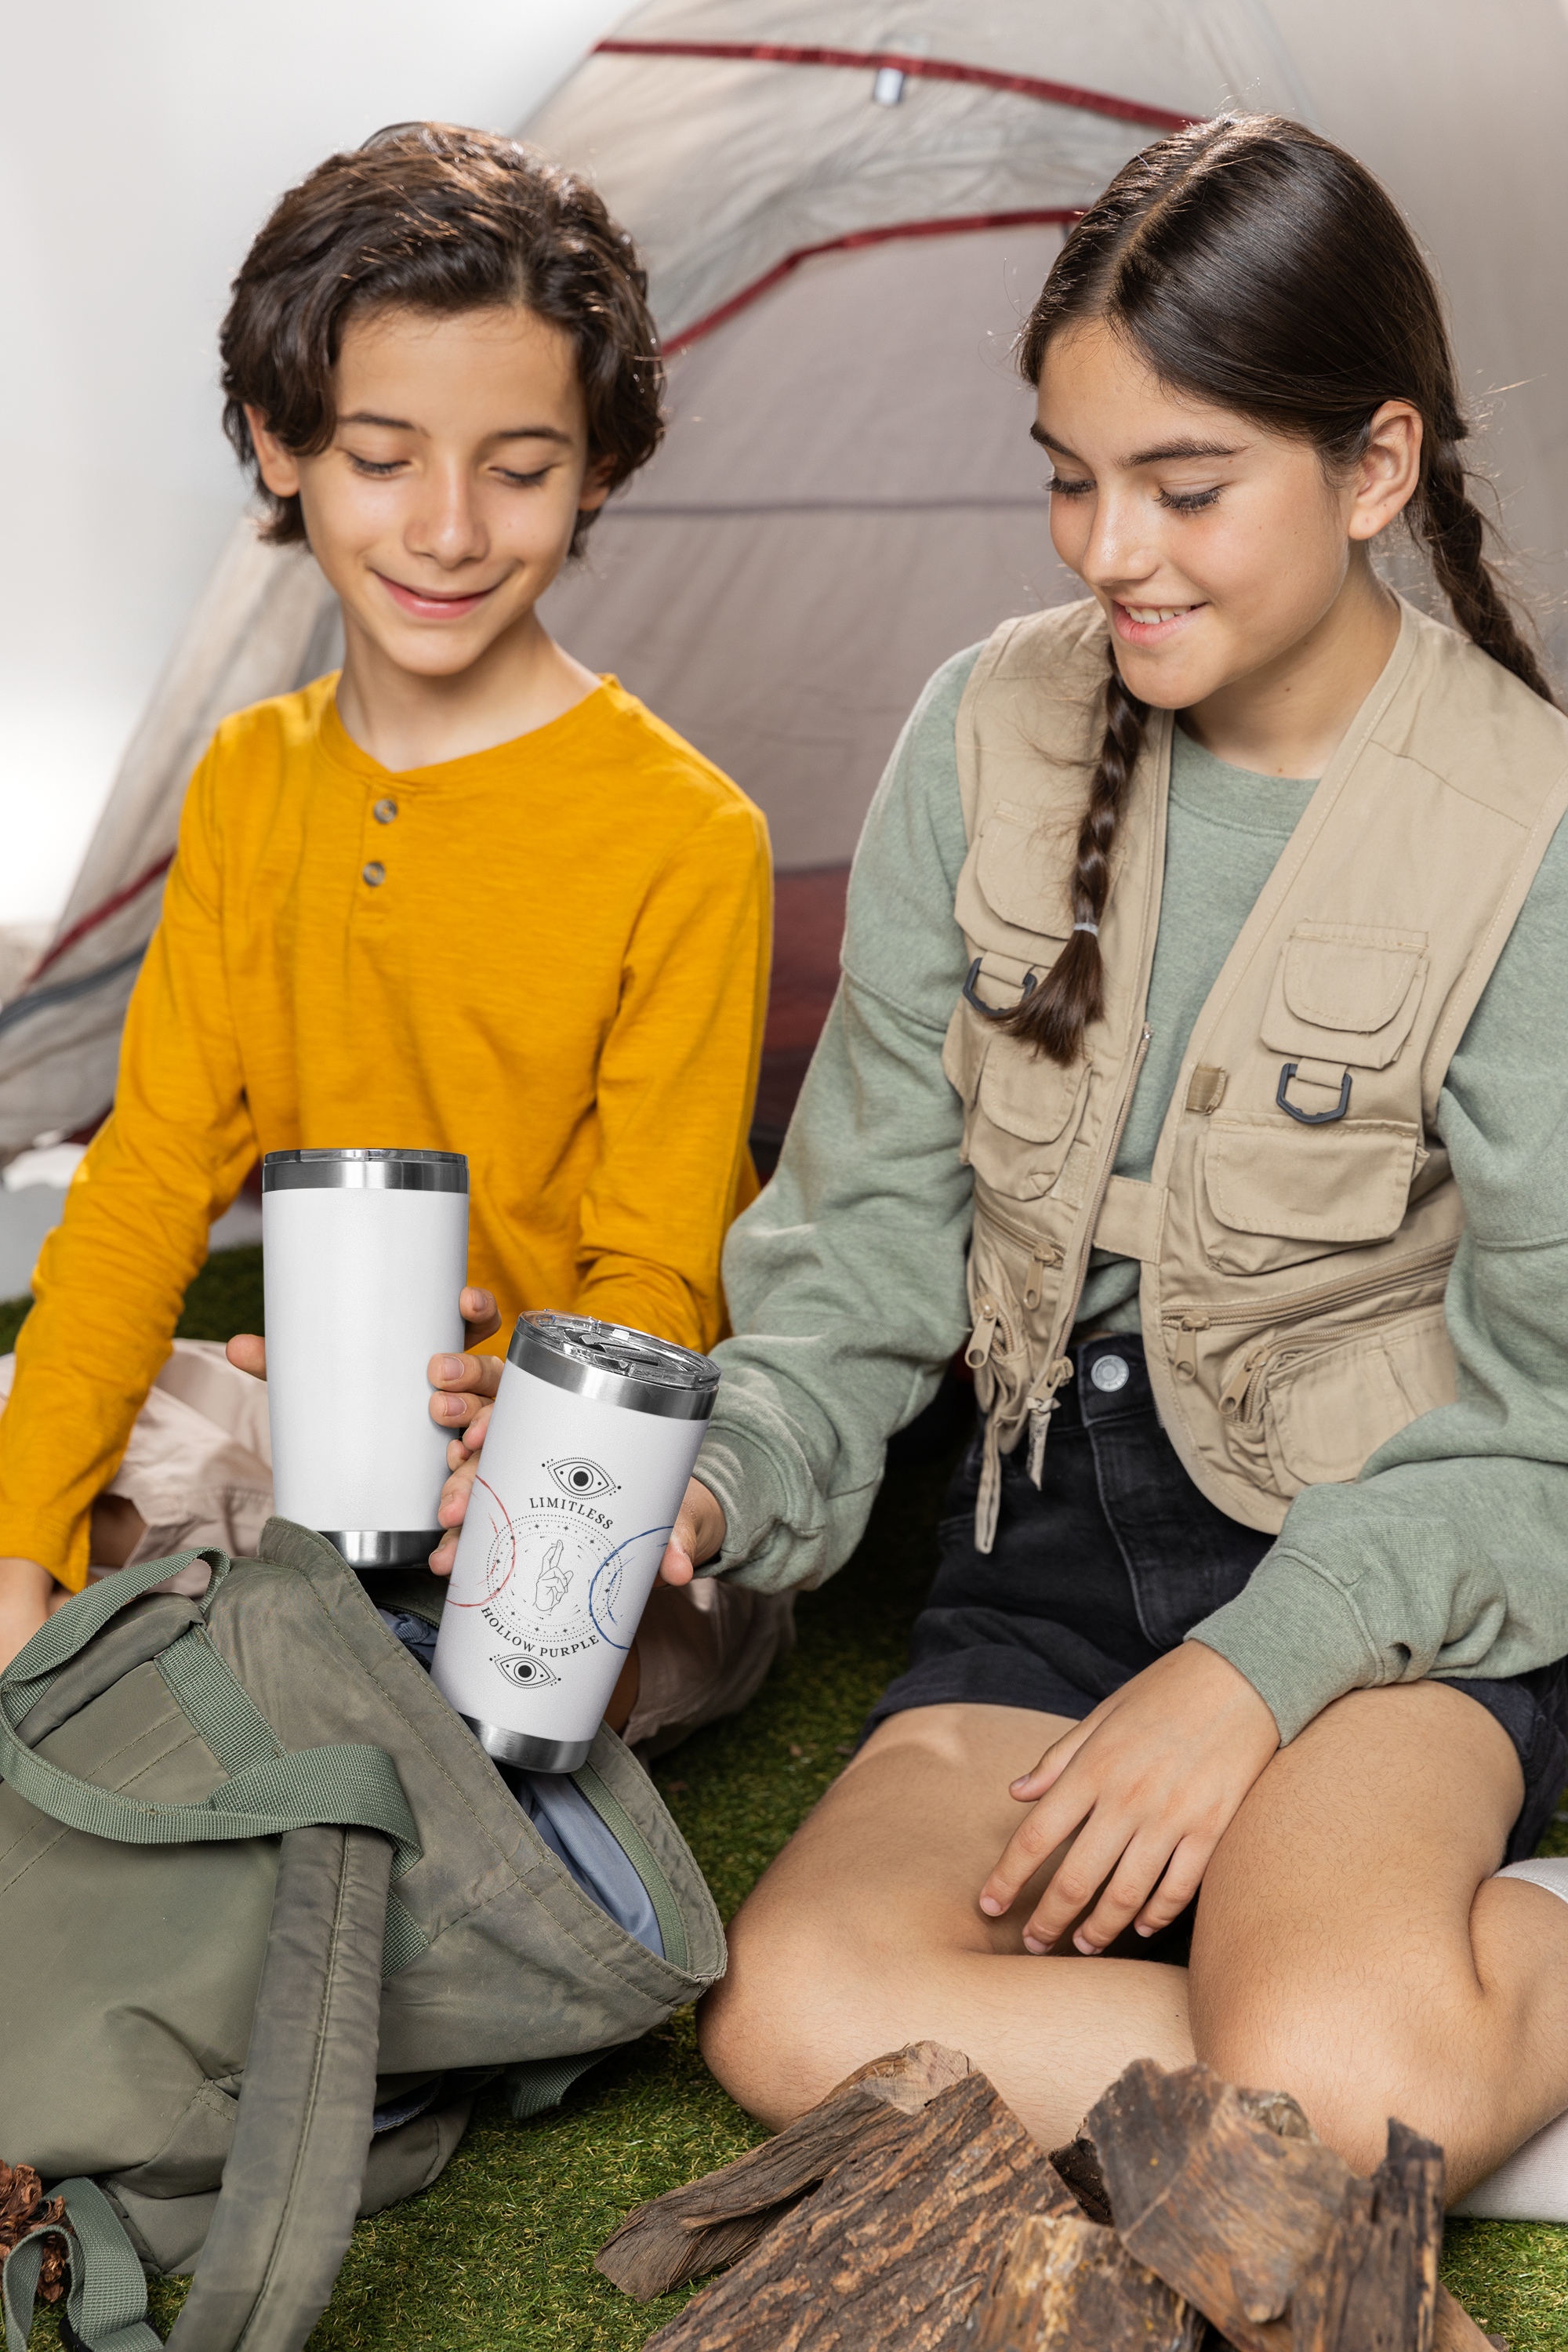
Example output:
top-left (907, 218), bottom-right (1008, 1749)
top-left (245, 303), bottom-right (614, 768)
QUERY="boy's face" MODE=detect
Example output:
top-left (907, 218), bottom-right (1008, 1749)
top-left (246, 304), bottom-right (612, 684)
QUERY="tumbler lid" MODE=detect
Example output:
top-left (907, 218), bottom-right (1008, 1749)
top-left (507, 1312), bottom-right (720, 1421)
top-left (263, 1148), bottom-right (468, 1194)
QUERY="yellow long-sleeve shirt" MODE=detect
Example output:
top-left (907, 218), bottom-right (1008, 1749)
top-left (0, 674), bottom-right (771, 1588)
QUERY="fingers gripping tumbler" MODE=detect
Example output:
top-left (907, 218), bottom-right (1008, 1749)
top-left (431, 1312), bottom-right (720, 1773)
top-left (263, 1148), bottom-right (469, 1566)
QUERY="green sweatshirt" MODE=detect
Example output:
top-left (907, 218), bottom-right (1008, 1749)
top-left (697, 646), bottom-right (1568, 1744)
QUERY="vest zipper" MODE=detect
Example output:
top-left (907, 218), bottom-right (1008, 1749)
top-left (965, 1293), bottom-right (1004, 1370)
top-left (1027, 1359), bottom-right (1075, 1481)
top-left (1165, 1236), bottom-right (1457, 1388)
top-left (1023, 1243), bottom-right (1065, 1312)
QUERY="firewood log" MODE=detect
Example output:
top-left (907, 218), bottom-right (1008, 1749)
top-left (1047, 2128), bottom-right (1114, 2226)
top-left (1084, 2060), bottom-right (1352, 2352)
top-left (596, 2041), bottom-right (972, 2299)
top-left (970, 2210), bottom-right (1206, 2350)
top-left (639, 2068), bottom-right (1070, 2351)
top-left (1287, 2117), bottom-right (1443, 2352)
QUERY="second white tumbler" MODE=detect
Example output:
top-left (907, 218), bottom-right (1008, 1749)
top-left (263, 1147), bottom-right (468, 1566)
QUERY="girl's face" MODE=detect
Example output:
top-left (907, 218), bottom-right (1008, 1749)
top-left (1036, 320), bottom-right (1418, 716)
top-left (247, 304), bottom-right (612, 684)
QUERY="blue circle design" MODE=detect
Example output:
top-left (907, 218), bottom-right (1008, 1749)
top-left (589, 1526), bottom-right (673, 1650)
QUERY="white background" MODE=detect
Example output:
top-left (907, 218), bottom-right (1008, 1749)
top-left (0, 0), bottom-right (625, 931)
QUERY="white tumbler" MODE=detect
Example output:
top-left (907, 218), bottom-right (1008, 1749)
top-left (263, 1147), bottom-right (469, 1567)
top-left (431, 1312), bottom-right (720, 1772)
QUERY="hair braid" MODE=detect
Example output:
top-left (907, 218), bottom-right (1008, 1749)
top-left (1416, 443), bottom-right (1556, 705)
top-left (1005, 650), bottom-right (1149, 1063)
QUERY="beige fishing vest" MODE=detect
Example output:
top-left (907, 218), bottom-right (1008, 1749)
top-left (945, 597), bottom-right (1568, 1548)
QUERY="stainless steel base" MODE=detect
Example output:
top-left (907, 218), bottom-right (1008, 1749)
top-left (460, 1715), bottom-right (591, 1774)
top-left (319, 1529), bottom-right (442, 1568)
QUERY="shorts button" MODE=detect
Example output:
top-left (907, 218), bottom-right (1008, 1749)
top-left (361, 862), bottom-right (386, 887)
top-left (373, 798), bottom-right (397, 824)
top-left (1090, 1352), bottom-right (1131, 1393)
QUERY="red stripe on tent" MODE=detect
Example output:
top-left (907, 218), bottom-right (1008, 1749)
top-left (27, 851), bottom-right (173, 985)
top-left (670, 209), bottom-right (1082, 349)
top-left (592, 38), bottom-right (1200, 133)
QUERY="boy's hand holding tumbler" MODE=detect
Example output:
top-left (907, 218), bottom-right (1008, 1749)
top-left (261, 1151), bottom-right (719, 1770)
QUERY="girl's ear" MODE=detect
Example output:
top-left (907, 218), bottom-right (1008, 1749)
top-left (1348, 401), bottom-right (1422, 542)
top-left (576, 451), bottom-right (617, 516)
top-left (245, 405), bottom-right (303, 499)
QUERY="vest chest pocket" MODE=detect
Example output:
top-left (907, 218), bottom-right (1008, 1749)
top-left (942, 953), bottom-right (1091, 1201)
top-left (1261, 923), bottom-right (1429, 1069)
top-left (1199, 922), bottom-right (1432, 1276)
top-left (963, 1025), bottom-right (1091, 1200)
top-left (1198, 1115), bottom-right (1424, 1276)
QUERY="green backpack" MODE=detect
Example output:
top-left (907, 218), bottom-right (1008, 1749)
top-left (0, 1519), bottom-right (724, 2352)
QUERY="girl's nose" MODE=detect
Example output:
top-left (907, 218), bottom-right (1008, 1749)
top-left (1079, 491), bottom-right (1160, 593)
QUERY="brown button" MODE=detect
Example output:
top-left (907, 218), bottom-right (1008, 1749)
top-left (373, 798), bottom-right (397, 825)
top-left (362, 862), bottom-right (386, 887)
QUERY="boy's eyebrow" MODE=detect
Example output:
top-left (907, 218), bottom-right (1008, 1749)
top-left (1030, 422), bottom-right (1243, 467)
top-left (338, 408), bottom-right (574, 445)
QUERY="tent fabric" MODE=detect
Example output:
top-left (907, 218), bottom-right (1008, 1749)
top-left (6, 0), bottom-right (1567, 1156)
top-left (0, 522), bottom-right (340, 1149)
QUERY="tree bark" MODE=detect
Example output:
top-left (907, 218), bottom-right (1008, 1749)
top-left (596, 2041), bottom-right (972, 2300)
top-left (1084, 2060), bottom-right (1352, 2352)
top-left (969, 2210), bottom-right (1206, 2351)
top-left (640, 2068), bottom-right (1069, 2351)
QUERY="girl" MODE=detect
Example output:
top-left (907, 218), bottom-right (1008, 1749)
top-left (648, 112), bottom-right (1568, 2201)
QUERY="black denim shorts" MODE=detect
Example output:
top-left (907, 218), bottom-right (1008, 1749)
top-left (867, 1333), bottom-right (1568, 1865)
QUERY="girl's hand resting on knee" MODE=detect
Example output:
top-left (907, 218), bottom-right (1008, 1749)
top-left (978, 1642), bottom-right (1279, 1955)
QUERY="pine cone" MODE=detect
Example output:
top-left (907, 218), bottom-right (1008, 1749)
top-left (0, 2161), bottom-right (71, 2302)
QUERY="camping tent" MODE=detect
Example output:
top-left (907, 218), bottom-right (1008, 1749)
top-left (5, 0), bottom-right (1567, 1156)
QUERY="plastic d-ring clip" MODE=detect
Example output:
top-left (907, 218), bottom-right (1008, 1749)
top-left (1276, 1062), bottom-right (1352, 1124)
top-left (963, 958), bottom-right (1038, 1019)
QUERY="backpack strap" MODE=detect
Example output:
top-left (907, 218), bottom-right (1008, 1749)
top-left (3, 2176), bottom-right (160, 2352)
top-left (0, 1550), bottom-right (423, 1881)
top-left (164, 1824), bottom-right (393, 2352)
top-left (2, 1828), bottom-right (394, 2352)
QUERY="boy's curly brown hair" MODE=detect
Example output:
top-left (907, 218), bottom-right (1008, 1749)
top-left (220, 122), bottom-right (663, 555)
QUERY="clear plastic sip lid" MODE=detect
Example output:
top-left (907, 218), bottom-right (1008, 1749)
top-left (507, 1311), bottom-right (720, 1421)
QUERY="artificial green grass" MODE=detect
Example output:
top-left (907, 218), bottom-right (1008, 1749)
top-left (6, 1247), bottom-right (1568, 2346)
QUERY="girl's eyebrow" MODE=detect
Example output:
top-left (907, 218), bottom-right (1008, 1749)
top-left (1031, 421), bottom-right (1243, 468)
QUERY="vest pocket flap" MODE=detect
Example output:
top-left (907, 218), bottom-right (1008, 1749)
top-left (978, 1032), bottom-right (1090, 1145)
top-left (1203, 1114), bottom-right (1421, 1245)
top-left (1261, 924), bottom-right (1428, 1069)
top-left (973, 799), bottom-right (1076, 937)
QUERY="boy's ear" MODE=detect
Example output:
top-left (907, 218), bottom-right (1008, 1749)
top-left (577, 452), bottom-right (617, 516)
top-left (245, 405), bottom-right (303, 499)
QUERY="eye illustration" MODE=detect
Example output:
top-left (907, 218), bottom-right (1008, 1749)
top-left (546, 1457), bottom-right (619, 1499)
top-left (492, 1653), bottom-right (560, 1688)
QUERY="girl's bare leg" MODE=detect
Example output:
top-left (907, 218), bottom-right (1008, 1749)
top-left (1190, 1679), bottom-right (1568, 2197)
top-left (698, 1701), bottom-right (1193, 2145)
top-left (702, 1684), bottom-right (1568, 2196)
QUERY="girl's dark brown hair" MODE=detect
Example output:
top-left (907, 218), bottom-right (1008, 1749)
top-left (220, 122), bottom-right (662, 554)
top-left (1010, 112), bottom-right (1554, 1065)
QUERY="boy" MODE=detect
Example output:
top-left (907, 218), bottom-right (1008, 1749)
top-left (0, 125), bottom-right (786, 1736)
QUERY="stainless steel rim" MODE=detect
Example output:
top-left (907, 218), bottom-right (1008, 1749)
top-left (263, 1149), bottom-right (467, 1194)
top-left (507, 1313), bottom-right (718, 1421)
top-left (320, 1529), bottom-right (443, 1566)
top-left (459, 1717), bottom-right (592, 1775)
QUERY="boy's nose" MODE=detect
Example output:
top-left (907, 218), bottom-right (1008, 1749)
top-left (409, 471), bottom-right (489, 568)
